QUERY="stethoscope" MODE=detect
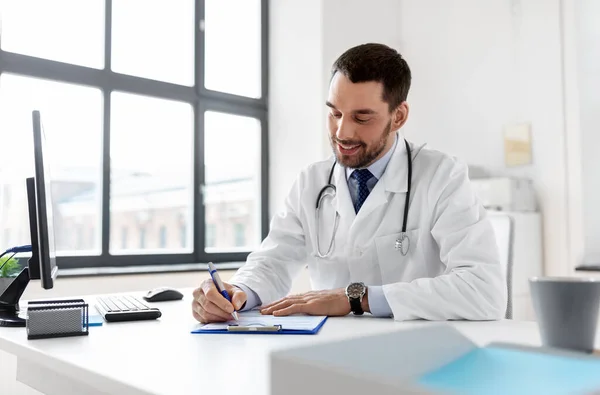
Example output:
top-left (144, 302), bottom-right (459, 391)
top-left (315, 139), bottom-right (413, 258)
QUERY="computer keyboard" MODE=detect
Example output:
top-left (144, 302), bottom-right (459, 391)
top-left (95, 295), bottom-right (162, 322)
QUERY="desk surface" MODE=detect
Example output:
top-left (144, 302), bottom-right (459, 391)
top-left (0, 288), bottom-right (593, 395)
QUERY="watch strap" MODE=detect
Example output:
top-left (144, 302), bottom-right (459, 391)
top-left (350, 296), bottom-right (364, 315)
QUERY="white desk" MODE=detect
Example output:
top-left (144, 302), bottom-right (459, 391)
top-left (0, 288), bottom-right (594, 395)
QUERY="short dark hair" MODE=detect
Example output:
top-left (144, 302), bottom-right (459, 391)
top-left (331, 43), bottom-right (411, 112)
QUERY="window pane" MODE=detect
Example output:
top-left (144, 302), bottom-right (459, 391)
top-left (234, 223), bottom-right (246, 247)
top-left (204, 111), bottom-right (261, 252)
top-left (159, 226), bottom-right (167, 248)
top-left (121, 227), bottom-right (128, 249)
top-left (180, 224), bottom-right (187, 248)
top-left (204, 0), bottom-right (261, 98)
top-left (110, 92), bottom-right (193, 254)
top-left (0, 74), bottom-right (103, 255)
top-left (111, 0), bottom-right (194, 86)
top-left (0, 0), bottom-right (104, 68)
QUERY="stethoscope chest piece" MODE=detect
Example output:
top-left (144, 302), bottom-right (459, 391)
top-left (395, 233), bottom-right (410, 256)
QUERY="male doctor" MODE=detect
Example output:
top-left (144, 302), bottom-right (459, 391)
top-left (192, 43), bottom-right (507, 323)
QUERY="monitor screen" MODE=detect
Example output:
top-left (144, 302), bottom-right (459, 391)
top-left (31, 110), bottom-right (58, 289)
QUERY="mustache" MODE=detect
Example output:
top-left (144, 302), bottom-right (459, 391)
top-left (333, 138), bottom-right (365, 147)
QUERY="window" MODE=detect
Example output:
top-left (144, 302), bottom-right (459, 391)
top-left (109, 92), bottom-right (193, 255)
top-left (139, 227), bottom-right (147, 249)
top-left (0, 1), bottom-right (267, 269)
top-left (0, 74), bottom-right (103, 255)
top-left (159, 226), bottom-right (168, 249)
top-left (111, 0), bottom-right (194, 85)
top-left (180, 224), bottom-right (187, 248)
top-left (76, 225), bottom-right (84, 249)
top-left (234, 223), bottom-right (246, 247)
top-left (204, 0), bottom-right (262, 97)
top-left (204, 111), bottom-right (262, 252)
top-left (121, 227), bottom-right (128, 249)
top-left (3, 229), bottom-right (11, 247)
top-left (89, 228), bottom-right (95, 250)
top-left (206, 224), bottom-right (216, 249)
top-left (0, 0), bottom-right (105, 68)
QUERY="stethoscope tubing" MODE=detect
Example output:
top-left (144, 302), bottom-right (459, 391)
top-left (315, 139), bottom-right (412, 257)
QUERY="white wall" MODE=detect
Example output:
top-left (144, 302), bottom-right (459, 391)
top-left (399, 0), bottom-right (569, 275)
top-left (575, 0), bottom-right (600, 264)
top-left (268, 0), bottom-right (404, 216)
top-left (269, 0), bottom-right (575, 276)
top-left (561, 0), bottom-right (585, 271)
top-left (319, 0), bottom-right (404, 158)
top-left (399, 0), bottom-right (514, 170)
top-left (268, 0), bottom-right (324, 215)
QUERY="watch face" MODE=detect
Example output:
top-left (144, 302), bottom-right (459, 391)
top-left (346, 282), bottom-right (365, 299)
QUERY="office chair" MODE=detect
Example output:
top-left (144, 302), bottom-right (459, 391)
top-left (489, 213), bottom-right (514, 319)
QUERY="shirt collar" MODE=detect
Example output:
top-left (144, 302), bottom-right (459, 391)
top-left (345, 133), bottom-right (398, 181)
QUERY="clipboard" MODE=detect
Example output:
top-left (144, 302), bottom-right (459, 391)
top-left (226, 324), bottom-right (283, 332)
top-left (191, 313), bottom-right (328, 335)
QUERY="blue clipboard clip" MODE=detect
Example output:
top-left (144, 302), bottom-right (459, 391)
top-left (227, 324), bottom-right (283, 332)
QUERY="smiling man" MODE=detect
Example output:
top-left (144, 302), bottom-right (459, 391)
top-left (192, 43), bottom-right (507, 323)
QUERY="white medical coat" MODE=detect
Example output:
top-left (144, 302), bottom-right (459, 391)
top-left (230, 136), bottom-right (507, 321)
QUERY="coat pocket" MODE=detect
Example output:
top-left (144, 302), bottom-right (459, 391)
top-left (374, 228), bottom-right (421, 283)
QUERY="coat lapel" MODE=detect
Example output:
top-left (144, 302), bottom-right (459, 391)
top-left (330, 162), bottom-right (355, 222)
top-left (353, 135), bottom-right (410, 223)
top-left (327, 136), bottom-right (421, 242)
top-left (381, 135), bottom-right (410, 194)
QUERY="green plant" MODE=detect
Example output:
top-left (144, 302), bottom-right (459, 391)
top-left (0, 256), bottom-right (21, 278)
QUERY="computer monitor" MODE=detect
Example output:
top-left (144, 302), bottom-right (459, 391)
top-left (30, 110), bottom-right (58, 289)
top-left (0, 110), bottom-right (59, 327)
top-left (26, 177), bottom-right (40, 281)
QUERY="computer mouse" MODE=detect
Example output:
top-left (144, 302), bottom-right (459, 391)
top-left (143, 287), bottom-right (184, 302)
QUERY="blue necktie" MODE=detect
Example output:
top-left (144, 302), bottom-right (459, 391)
top-left (351, 169), bottom-right (374, 213)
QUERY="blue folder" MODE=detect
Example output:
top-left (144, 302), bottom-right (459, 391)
top-left (191, 312), bottom-right (327, 335)
top-left (418, 345), bottom-right (600, 395)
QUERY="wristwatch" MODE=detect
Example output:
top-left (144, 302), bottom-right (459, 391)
top-left (345, 282), bottom-right (367, 315)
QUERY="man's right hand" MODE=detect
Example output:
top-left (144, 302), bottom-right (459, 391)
top-left (192, 279), bottom-right (247, 323)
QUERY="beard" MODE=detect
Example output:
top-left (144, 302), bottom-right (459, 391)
top-left (330, 120), bottom-right (393, 168)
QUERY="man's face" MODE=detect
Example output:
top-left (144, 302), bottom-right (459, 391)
top-left (326, 73), bottom-right (399, 169)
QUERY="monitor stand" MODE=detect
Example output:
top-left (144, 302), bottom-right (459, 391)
top-left (0, 267), bottom-right (30, 327)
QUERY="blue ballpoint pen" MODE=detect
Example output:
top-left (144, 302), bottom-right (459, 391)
top-left (207, 261), bottom-right (239, 321)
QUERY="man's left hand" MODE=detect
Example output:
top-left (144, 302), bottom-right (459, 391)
top-left (260, 288), bottom-right (369, 316)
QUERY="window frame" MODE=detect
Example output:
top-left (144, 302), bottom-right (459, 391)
top-left (0, 0), bottom-right (269, 269)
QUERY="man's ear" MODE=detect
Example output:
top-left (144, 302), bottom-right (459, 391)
top-left (392, 102), bottom-right (409, 130)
